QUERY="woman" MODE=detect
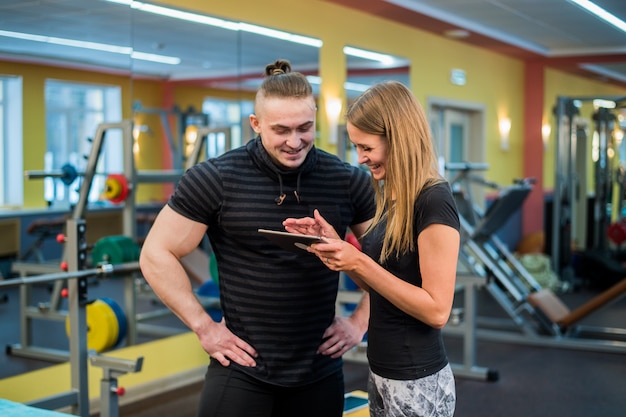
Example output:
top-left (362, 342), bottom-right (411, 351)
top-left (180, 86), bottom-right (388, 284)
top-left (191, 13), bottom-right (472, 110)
top-left (284, 81), bottom-right (460, 416)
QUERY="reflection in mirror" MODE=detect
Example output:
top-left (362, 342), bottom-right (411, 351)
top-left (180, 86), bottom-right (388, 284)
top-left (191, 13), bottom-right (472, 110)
top-left (345, 47), bottom-right (410, 100)
top-left (0, 0), bottom-right (134, 208)
top-left (0, 0), bottom-right (405, 151)
top-left (126, 1), bottom-right (322, 175)
top-left (0, 1), bottom-right (134, 74)
top-left (340, 47), bottom-right (410, 166)
top-left (0, 0), bottom-right (327, 206)
top-left (0, 0), bottom-right (411, 207)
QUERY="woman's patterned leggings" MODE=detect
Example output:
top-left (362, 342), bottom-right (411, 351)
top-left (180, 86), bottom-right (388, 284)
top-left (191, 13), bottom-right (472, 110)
top-left (368, 364), bottom-right (456, 417)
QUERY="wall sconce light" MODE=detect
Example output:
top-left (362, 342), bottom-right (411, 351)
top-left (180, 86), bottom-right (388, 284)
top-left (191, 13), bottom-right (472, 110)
top-left (499, 117), bottom-right (511, 151)
top-left (132, 124), bottom-right (151, 155)
top-left (326, 98), bottom-right (342, 145)
top-left (542, 124), bottom-right (551, 150)
top-left (185, 126), bottom-right (199, 157)
top-left (615, 128), bottom-right (624, 147)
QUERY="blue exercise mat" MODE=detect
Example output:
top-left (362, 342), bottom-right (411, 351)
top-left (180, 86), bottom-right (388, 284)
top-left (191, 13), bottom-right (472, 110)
top-left (0, 399), bottom-right (72, 416)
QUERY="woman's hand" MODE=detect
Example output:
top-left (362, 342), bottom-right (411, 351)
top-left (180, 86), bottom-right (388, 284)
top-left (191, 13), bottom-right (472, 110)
top-left (283, 209), bottom-right (340, 239)
top-left (310, 238), bottom-right (361, 272)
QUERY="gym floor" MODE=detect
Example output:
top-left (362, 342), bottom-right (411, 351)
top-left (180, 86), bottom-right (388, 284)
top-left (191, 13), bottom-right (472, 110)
top-left (1, 277), bottom-right (626, 417)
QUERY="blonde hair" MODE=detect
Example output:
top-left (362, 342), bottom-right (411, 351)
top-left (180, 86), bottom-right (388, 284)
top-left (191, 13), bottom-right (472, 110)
top-left (254, 59), bottom-right (312, 114)
top-left (346, 81), bottom-right (442, 263)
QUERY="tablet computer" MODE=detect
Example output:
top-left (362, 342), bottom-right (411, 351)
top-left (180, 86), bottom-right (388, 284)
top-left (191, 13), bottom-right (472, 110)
top-left (258, 229), bottom-right (325, 252)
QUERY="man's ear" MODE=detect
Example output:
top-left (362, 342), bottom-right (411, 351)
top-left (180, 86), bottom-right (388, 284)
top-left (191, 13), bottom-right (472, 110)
top-left (249, 113), bottom-right (261, 133)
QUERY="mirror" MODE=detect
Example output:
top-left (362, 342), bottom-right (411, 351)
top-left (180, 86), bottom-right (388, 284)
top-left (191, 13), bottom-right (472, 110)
top-left (0, 0), bottom-right (408, 206)
top-left (345, 50), bottom-right (410, 101)
top-left (0, 1), bottom-right (133, 75)
top-left (340, 48), bottom-right (410, 165)
top-left (126, 3), bottom-right (322, 186)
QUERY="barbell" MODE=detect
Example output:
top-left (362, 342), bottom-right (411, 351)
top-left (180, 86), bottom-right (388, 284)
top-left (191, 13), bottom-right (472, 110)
top-left (0, 261), bottom-right (140, 289)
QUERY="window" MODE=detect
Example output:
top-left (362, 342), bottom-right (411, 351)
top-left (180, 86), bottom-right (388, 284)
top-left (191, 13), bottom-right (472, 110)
top-left (44, 80), bottom-right (122, 206)
top-left (198, 98), bottom-right (254, 159)
top-left (0, 76), bottom-right (23, 207)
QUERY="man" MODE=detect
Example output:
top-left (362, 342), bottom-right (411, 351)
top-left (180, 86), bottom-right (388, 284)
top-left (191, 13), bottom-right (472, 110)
top-left (139, 59), bottom-right (375, 417)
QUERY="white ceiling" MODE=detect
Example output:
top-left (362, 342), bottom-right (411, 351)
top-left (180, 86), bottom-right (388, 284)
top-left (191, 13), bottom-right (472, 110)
top-left (365, 0), bottom-right (626, 85)
top-left (0, 0), bottom-right (625, 88)
top-left (385, 0), bottom-right (626, 54)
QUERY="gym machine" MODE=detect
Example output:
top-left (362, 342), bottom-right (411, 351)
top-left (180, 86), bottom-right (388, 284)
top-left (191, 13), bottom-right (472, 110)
top-left (11, 118), bottom-right (226, 361)
top-left (551, 95), bottom-right (626, 288)
top-left (0, 219), bottom-right (143, 417)
top-left (444, 274), bottom-right (500, 382)
top-left (132, 101), bottom-right (212, 171)
top-left (11, 122), bottom-right (138, 361)
top-left (449, 161), bottom-right (626, 354)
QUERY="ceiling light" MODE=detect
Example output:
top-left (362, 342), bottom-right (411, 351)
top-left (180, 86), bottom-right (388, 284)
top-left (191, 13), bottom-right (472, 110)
top-left (105, 0), bottom-right (322, 48)
top-left (106, 1), bottom-right (403, 64)
top-left (343, 81), bottom-right (371, 92)
top-left (238, 23), bottom-right (322, 47)
top-left (307, 76), bottom-right (371, 93)
top-left (593, 99), bottom-right (616, 109)
top-left (131, 51), bottom-right (180, 65)
top-left (566, 0), bottom-right (626, 33)
top-left (0, 30), bottom-right (129, 54)
top-left (343, 46), bottom-right (396, 65)
top-left (134, 2), bottom-right (239, 30)
top-left (0, 29), bottom-right (180, 65)
top-left (444, 29), bottom-right (470, 39)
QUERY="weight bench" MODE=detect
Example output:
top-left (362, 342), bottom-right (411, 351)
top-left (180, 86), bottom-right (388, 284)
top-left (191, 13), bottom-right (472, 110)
top-left (456, 179), bottom-right (542, 306)
top-left (20, 216), bottom-right (66, 263)
top-left (528, 278), bottom-right (626, 328)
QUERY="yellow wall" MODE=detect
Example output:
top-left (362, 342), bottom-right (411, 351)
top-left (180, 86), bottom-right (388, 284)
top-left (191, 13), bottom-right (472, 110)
top-left (131, 79), bottom-right (166, 203)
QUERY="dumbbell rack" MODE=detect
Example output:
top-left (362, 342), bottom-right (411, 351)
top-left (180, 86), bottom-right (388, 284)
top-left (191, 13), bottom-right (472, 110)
top-left (12, 120), bottom-right (228, 361)
top-left (11, 122), bottom-right (140, 362)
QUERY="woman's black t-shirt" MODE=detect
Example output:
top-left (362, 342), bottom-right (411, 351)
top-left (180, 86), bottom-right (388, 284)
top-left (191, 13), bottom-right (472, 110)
top-left (361, 182), bottom-right (460, 380)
